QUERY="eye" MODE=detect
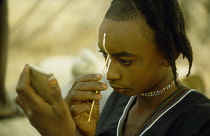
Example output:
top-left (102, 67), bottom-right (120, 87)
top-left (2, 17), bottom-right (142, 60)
top-left (119, 59), bottom-right (135, 66)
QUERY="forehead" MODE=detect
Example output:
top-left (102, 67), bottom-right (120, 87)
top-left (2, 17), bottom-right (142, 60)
top-left (98, 18), bottom-right (156, 52)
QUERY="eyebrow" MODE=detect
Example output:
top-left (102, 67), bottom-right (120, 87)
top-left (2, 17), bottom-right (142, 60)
top-left (98, 43), bottom-right (138, 57)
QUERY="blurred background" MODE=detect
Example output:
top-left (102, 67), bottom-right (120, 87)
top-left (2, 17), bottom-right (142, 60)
top-left (0, 0), bottom-right (209, 135)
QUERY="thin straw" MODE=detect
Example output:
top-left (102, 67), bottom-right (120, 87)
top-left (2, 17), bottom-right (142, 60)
top-left (87, 54), bottom-right (110, 122)
top-left (87, 33), bottom-right (108, 122)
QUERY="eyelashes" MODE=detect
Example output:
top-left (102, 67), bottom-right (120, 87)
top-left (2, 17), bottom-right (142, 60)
top-left (118, 59), bottom-right (135, 66)
top-left (98, 50), bottom-right (135, 66)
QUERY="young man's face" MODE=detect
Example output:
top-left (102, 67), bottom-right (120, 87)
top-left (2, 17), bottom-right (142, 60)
top-left (98, 18), bottom-right (168, 96)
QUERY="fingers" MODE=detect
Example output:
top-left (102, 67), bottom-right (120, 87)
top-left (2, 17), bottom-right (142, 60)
top-left (16, 64), bottom-right (30, 100)
top-left (16, 64), bottom-right (38, 103)
top-left (17, 64), bottom-right (30, 87)
top-left (70, 102), bottom-right (100, 122)
top-left (68, 81), bottom-right (106, 105)
top-left (16, 79), bottom-right (45, 106)
top-left (65, 74), bottom-right (103, 101)
top-left (15, 95), bottom-right (37, 119)
top-left (15, 96), bottom-right (26, 113)
top-left (70, 91), bottom-right (102, 103)
top-left (66, 74), bottom-right (107, 106)
top-left (48, 77), bottom-right (64, 106)
top-left (70, 103), bottom-right (90, 116)
top-left (16, 64), bottom-right (48, 114)
top-left (71, 74), bottom-right (102, 88)
top-left (73, 81), bottom-right (107, 91)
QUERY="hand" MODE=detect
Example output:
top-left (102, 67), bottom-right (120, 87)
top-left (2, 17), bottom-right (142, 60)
top-left (16, 64), bottom-right (76, 136)
top-left (65, 74), bottom-right (108, 136)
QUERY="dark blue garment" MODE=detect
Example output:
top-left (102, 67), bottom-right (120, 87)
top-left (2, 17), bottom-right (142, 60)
top-left (96, 90), bottom-right (210, 136)
top-left (96, 91), bottom-right (130, 136)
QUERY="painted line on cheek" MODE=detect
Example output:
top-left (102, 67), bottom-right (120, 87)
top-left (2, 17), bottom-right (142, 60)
top-left (105, 58), bottom-right (111, 79)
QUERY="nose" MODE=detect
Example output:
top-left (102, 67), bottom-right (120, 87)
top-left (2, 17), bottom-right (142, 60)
top-left (105, 59), bottom-right (121, 81)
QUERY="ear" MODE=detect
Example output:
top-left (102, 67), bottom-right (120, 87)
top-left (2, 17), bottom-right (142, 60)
top-left (162, 59), bottom-right (170, 67)
top-left (161, 50), bottom-right (180, 67)
top-left (160, 51), bottom-right (170, 67)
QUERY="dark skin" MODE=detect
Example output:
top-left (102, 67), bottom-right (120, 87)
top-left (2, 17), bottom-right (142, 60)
top-left (16, 17), bottom-right (183, 136)
top-left (16, 64), bottom-right (76, 136)
top-left (16, 65), bottom-right (107, 136)
top-left (98, 19), bottom-right (182, 136)
top-left (66, 19), bottom-right (181, 136)
top-left (65, 74), bottom-right (107, 136)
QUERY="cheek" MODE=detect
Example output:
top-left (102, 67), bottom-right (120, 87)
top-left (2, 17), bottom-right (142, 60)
top-left (122, 60), bottom-right (163, 90)
top-left (120, 66), bottom-right (143, 87)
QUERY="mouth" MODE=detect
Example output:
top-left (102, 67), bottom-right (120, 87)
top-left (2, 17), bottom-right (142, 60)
top-left (110, 85), bottom-right (129, 93)
top-left (110, 84), bottom-right (126, 89)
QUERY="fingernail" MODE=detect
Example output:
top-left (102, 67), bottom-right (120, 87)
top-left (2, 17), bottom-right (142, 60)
top-left (96, 94), bottom-right (102, 99)
top-left (49, 78), bottom-right (57, 87)
top-left (101, 83), bottom-right (107, 89)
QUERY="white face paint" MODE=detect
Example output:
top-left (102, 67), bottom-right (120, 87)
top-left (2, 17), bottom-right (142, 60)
top-left (103, 33), bottom-right (106, 50)
top-left (105, 58), bottom-right (111, 79)
top-left (102, 33), bottom-right (111, 79)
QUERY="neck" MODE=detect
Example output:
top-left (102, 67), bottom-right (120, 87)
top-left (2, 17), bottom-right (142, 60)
top-left (135, 80), bottom-right (183, 111)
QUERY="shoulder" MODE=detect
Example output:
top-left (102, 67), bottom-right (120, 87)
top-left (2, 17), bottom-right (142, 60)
top-left (168, 90), bottom-right (210, 135)
top-left (174, 90), bottom-right (210, 122)
top-left (150, 90), bottom-right (210, 136)
top-left (181, 90), bottom-right (210, 112)
top-left (183, 90), bottom-right (210, 123)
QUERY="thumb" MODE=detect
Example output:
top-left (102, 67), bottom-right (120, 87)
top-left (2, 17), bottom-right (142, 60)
top-left (48, 77), bottom-right (71, 118)
top-left (48, 77), bottom-right (63, 104)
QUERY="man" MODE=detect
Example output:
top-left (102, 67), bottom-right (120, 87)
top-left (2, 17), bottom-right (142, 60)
top-left (16, 0), bottom-right (210, 136)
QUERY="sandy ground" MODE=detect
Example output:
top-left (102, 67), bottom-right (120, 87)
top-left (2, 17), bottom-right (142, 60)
top-left (1, 0), bottom-right (210, 136)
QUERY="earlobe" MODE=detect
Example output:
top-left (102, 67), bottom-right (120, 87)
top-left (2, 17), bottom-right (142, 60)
top-left (161, 49), bottom-right (180, 67)
top-left (162, 59), bottom-right (170, 67)
top-left (160, 52), bottom-right (171, 67)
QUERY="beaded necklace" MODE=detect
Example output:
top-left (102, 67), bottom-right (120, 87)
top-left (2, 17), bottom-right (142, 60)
top-left (138, 79), bottom-right (175, 97)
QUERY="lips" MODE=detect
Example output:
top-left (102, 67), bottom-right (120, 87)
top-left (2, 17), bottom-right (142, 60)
top-left (110, 85), bottom-right (129, 93)
top-left (110, 85), bottom-right (126, 89)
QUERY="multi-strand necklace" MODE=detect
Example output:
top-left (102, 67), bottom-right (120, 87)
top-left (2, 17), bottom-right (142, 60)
top-left (138, 79), bottom-right (176, 97)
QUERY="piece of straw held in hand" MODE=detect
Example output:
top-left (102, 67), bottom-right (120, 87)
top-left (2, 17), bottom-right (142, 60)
top-left (87, 33), bottom-right (110, 122)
